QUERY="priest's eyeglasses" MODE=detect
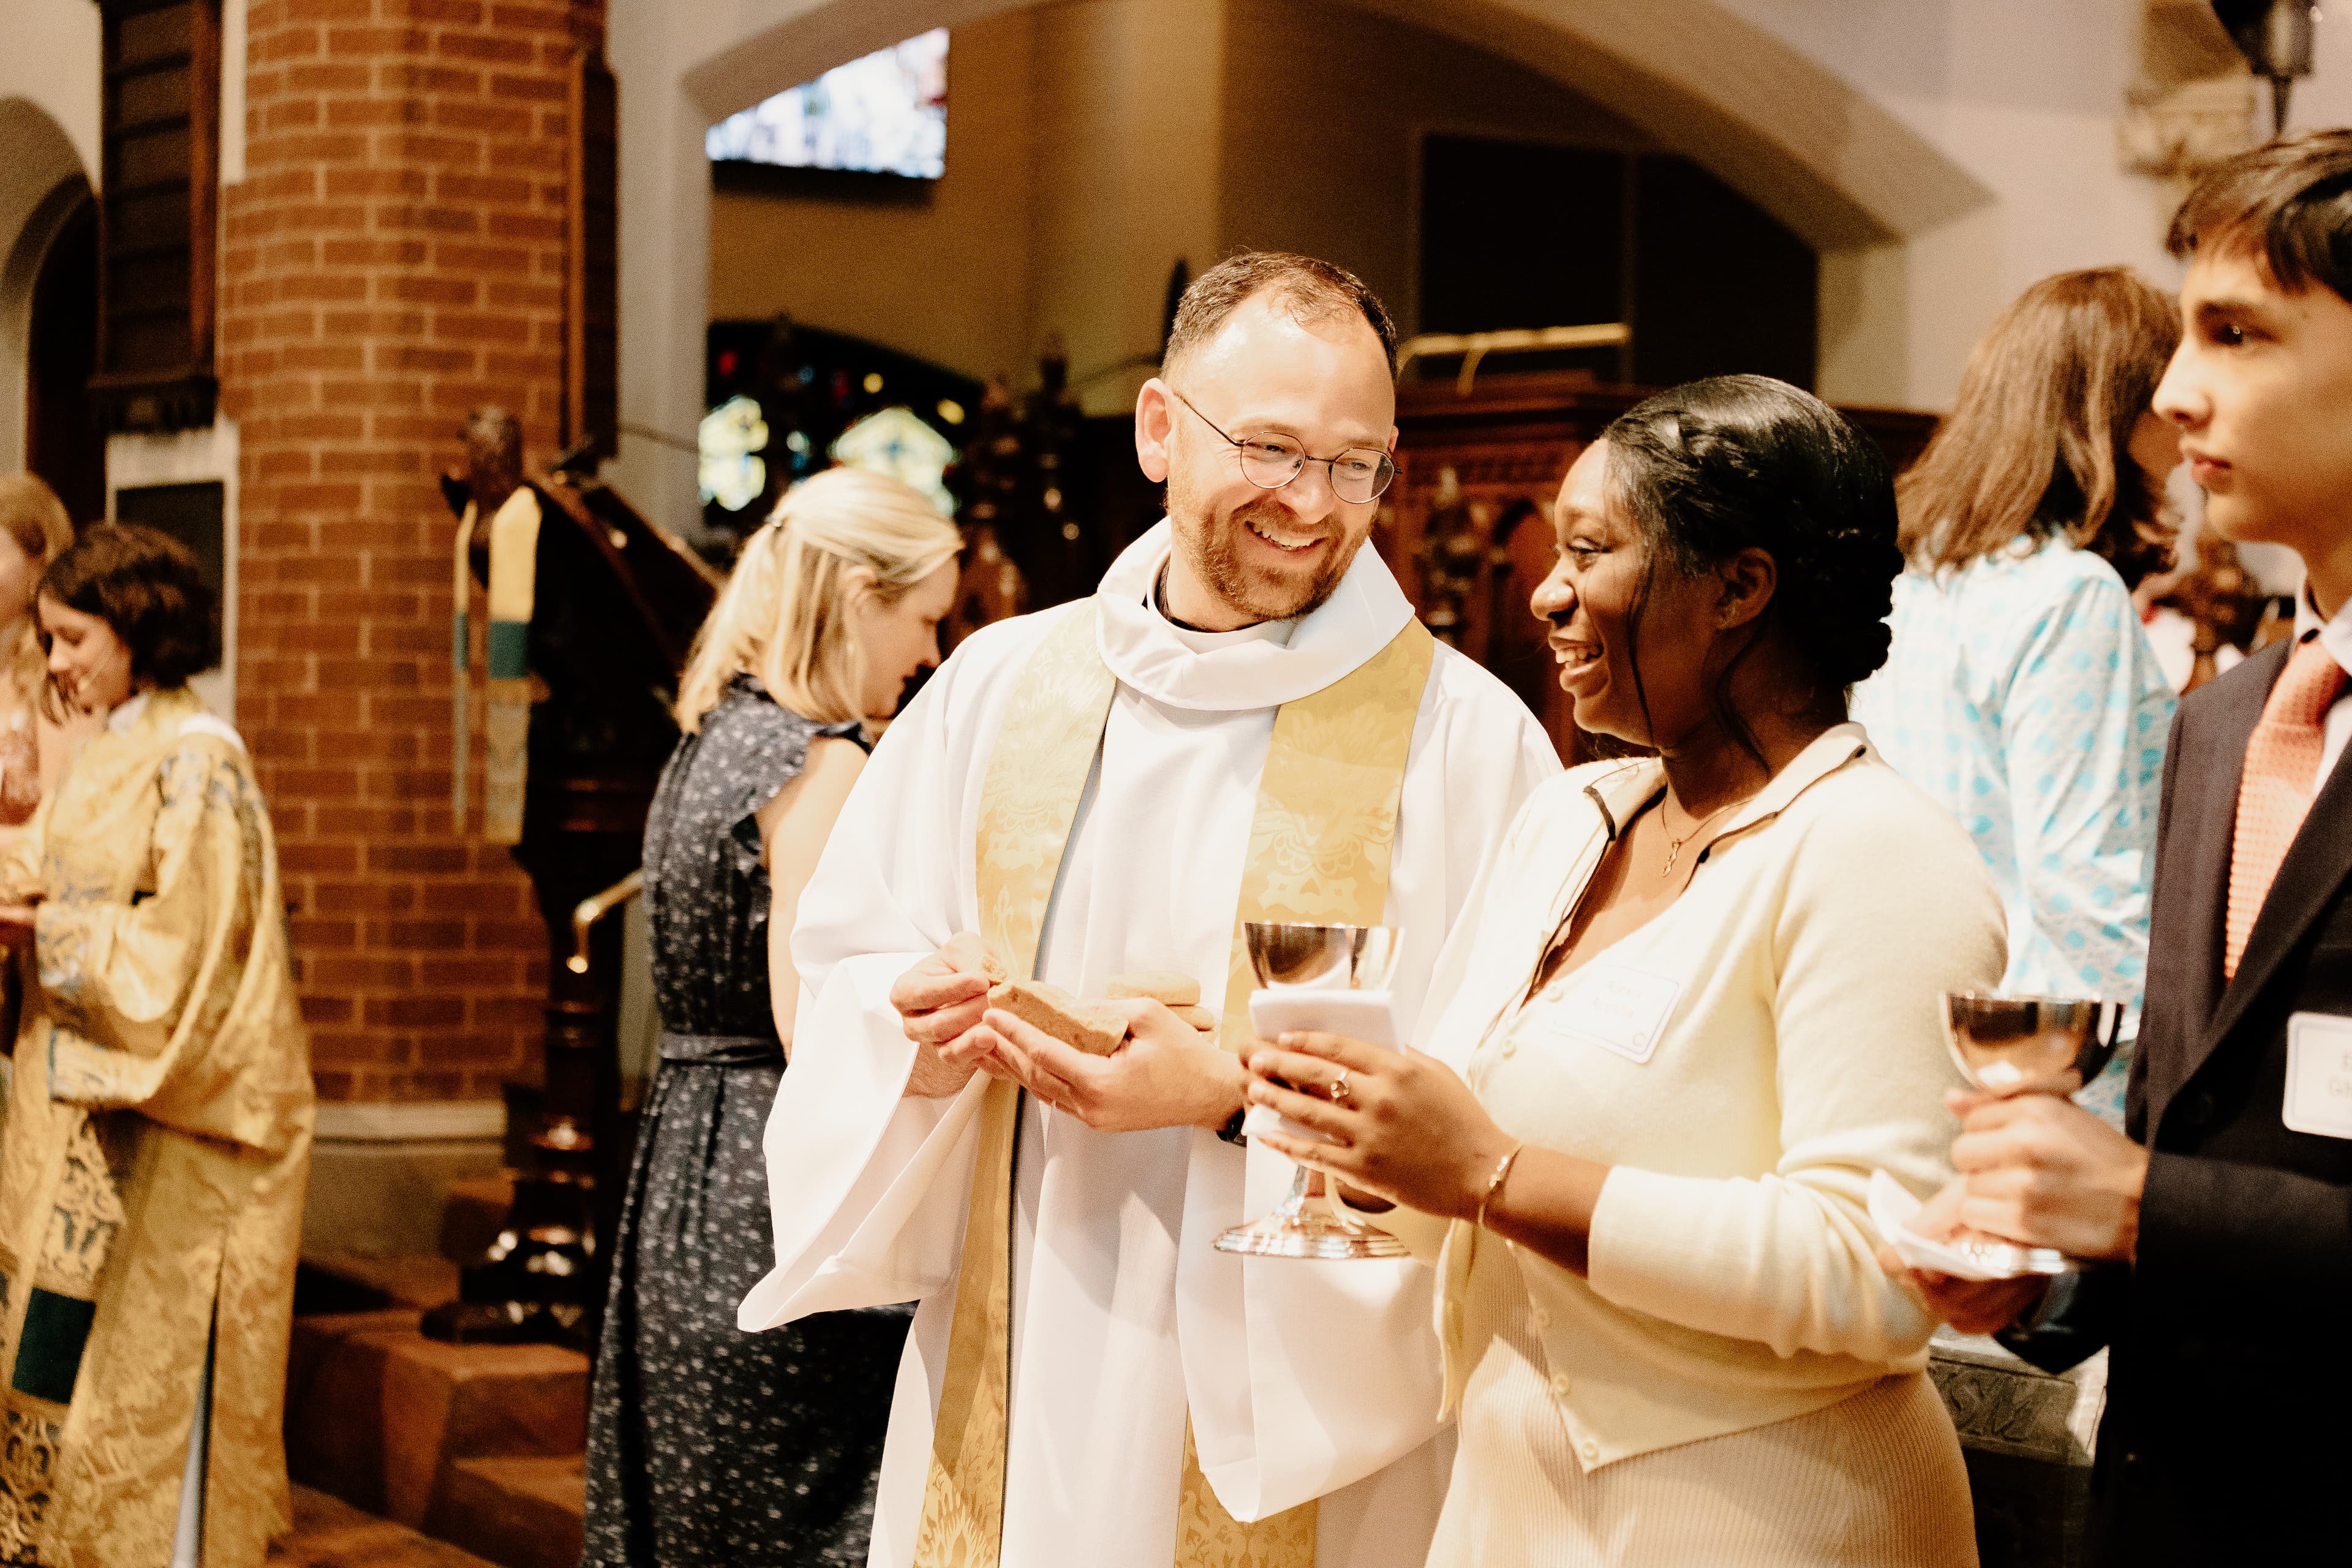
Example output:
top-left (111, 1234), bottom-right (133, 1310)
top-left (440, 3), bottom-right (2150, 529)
top-left (1166, 388), bottom-right (1398, 504)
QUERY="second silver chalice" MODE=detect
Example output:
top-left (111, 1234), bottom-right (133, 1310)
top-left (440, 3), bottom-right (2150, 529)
top-left (1937, 992), bottom-right (2126, 1276)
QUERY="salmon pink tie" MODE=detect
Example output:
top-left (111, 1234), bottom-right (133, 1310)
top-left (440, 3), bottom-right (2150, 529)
top-left (2225, 635), bottom-right (2348, 979)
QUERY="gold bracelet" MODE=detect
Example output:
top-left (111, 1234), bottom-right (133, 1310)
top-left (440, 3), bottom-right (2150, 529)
top-left (1475, 1141), bottom-right (1525, 1231)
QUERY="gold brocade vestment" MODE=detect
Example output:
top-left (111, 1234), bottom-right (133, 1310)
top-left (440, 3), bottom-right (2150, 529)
top-left (913, 602), bottom-right (1434, 1568)
top-left (0, 686), bottom-right (314, 1568)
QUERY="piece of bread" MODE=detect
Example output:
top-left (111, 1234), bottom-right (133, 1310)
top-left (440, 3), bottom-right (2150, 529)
top-left (974, 945), bottom-right (1009, 983)
top-left (1169, 1003), bottom-right (1215, 1030)
top-left (1106, 971), bottom-right (1200, 1008)
top-left (987, 979), bottom-right (1128, 1057)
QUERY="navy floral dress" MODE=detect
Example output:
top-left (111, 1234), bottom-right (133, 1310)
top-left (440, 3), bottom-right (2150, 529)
top-left (582, 676), bottom-right (913, 1567)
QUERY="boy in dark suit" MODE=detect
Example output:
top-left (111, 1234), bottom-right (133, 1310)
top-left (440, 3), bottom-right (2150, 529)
top-left (1895, 130), bottom-right (2352, 1565)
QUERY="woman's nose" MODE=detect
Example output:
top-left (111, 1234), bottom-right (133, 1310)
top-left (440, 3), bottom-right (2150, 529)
top-left (1531, 564), bottom-right (1574, 622)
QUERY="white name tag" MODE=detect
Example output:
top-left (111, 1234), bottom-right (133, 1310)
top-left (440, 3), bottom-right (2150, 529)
top-left (1547, 960), bottom-right (1683, 1065)
top-left (2283, 1012), bottom-right (2352, 1139)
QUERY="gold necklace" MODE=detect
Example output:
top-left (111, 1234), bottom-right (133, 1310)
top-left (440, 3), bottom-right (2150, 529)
top-left (1659, 794), bottom-right (1749, 875)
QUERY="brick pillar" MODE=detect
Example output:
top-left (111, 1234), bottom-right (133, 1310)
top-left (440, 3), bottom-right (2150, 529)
top-left (221, 0), bottom-right (605, 1103)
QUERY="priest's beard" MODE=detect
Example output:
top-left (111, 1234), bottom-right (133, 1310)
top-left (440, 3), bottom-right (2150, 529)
top-left (1167, 486), bottom-right (1363, 625)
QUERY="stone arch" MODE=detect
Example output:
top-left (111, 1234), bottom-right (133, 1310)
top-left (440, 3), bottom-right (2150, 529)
top-left (0, 96), bottom-right (96, 477)
top-left (677, 0), bottom-right (1987, 249)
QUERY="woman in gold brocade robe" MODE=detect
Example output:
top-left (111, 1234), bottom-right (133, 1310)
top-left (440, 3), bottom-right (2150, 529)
top-left (0, 525), bottom-right (312, 1568)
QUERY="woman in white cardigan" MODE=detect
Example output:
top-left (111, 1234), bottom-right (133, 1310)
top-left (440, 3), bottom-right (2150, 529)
top-left (1246, 376), bottom-right (2008, 1567)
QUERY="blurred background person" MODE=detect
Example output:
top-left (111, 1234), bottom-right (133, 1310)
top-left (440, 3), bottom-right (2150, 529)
top-left (1852, 268), bottom-right (2182, 1125)
top-left (581, 466), bottom-right (960, 1568)
top-left (0, 475), bottom-right (77, 835)
top-left (0, 523), bottom-right (312, 1568)
top-left (1248, 378), bottom-right (2003, 1567)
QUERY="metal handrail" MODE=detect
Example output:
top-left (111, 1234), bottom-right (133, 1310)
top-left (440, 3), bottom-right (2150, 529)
top-left (568, 869), bottom-right (644, 975)
top-left (1395, 323), bottom-right (1632, 396)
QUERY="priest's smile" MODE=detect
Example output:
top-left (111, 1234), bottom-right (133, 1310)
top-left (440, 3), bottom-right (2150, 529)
top-left (1242, 515), bottom-right (1327, 555)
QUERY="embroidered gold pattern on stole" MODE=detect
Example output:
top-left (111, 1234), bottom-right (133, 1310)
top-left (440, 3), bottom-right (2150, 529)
top-left (915, 600), bottom-right (1435, 1568)
top-left (913, 604), bottom-right (1117, 1568)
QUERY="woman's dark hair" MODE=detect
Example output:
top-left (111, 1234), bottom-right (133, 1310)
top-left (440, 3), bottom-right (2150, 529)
top-left (1600, 374), bottom-right (1902, 763)
top-left (39, 524), bottom-right (221, 687)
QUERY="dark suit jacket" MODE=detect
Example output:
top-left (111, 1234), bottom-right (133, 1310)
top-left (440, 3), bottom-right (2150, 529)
top-left (2002, 636), bottom-right (2352, 1564)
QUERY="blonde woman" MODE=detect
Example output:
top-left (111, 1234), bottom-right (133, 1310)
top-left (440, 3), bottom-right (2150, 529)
top-left (0, 475), bottom-right (76, 831)
top-left (582, 466), bottom-right (960, 1568)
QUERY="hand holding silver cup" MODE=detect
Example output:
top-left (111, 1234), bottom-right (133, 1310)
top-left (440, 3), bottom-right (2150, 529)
top-left (1936, 992), bottom-right (2125, 1277)
top-left (1213, 922), bottom-right (1408, 1261)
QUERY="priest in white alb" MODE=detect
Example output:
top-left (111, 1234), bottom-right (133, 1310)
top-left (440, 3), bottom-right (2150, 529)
top-left (741, 252), bottom-right (1558, 1568)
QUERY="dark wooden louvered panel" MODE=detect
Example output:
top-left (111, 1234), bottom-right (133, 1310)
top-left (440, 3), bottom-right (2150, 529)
top-left (91, 0), bottom-right (219, 431)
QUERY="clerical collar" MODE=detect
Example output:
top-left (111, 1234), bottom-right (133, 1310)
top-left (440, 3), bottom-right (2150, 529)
top-left (1150, 562), bottom-right (1295, 651)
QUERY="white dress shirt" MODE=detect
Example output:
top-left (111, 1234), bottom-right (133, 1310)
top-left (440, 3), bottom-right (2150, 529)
top-left (2294, 584), bottom-right (2352, 787)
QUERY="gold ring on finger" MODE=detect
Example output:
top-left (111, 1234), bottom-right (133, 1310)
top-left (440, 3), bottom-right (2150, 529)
top-left (1330, 1069), bottom-right (1353, 1108)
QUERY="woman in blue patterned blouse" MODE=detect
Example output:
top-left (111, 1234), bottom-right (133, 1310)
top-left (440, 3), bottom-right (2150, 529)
top-left (1851, 269), bottom-right (2182, 1125)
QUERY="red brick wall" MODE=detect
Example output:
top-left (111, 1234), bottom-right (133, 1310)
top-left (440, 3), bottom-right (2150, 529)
top-left (220, 0), bottom-right (605, 1102)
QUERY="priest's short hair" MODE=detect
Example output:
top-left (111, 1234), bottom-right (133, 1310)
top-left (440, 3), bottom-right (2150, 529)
top-left (1164, 251), bottom-right (1397, 376)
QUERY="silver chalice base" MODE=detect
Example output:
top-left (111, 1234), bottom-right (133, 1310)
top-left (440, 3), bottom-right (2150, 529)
top-left (1212, 1179), bottom-right (1408, 1260)
top-left (1217, 922), bottom-right (1408, 1262)
top-left (1942, 1236), bottom-right (2080, 1278)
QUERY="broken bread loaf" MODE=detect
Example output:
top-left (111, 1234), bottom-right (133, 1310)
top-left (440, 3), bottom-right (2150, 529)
top-left (1169, 1003), bottom-right (1215, 1031)
top-left (987, 979), bottom-right (1129, 1057)
top-left (1105, 971), bottom-right (1201, 1008)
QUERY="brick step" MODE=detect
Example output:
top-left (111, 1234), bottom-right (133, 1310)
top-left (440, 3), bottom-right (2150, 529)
top-left (301, 1251), bottom-right (463, 1313)
top-left (437, 1176), bottom-right (518, 1266)
top-left (270, 1484), bottom-right (502, 1567)
top-left (285, 1304), bottom-right (589, 1534)
top-left (431, 1456), bottom-right (586, 1568)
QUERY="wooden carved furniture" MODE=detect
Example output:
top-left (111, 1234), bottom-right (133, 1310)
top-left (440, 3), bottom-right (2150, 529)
top-left (427, 426), bottom-right (718, 1346)
top-left (1377, 374), bottom-right (1939, 763)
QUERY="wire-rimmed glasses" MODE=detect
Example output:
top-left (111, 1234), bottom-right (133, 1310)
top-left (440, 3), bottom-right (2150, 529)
top-left (1166, 387), bottom-right (1398, 504)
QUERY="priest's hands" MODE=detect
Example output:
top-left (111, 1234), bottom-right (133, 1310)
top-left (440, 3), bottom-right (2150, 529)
top-left (1241, 1031), bottom-right (1512, 1221)
top-left (1947, 1088), bottom-right (2148, 1264)
top-left (891, 933), bottom-right (999, 1099)
top-left (977, 997), bottom-right (1246, 1133)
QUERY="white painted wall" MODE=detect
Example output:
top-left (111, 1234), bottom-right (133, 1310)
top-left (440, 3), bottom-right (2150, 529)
top-left (1732, 0), bottom-right (2352, 407)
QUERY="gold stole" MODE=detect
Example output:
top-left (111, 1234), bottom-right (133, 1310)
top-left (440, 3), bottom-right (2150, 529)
top-left (913, 600), bottom-right (1435, 1568)
top-left (451, 488), bottom-right (542, 844)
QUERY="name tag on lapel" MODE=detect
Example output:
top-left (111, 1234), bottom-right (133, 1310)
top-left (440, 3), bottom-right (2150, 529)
top-left (2283, 1012), bottom-right (2352, 1139)
top-left (1548, 960), bottom-right (1683, 1065)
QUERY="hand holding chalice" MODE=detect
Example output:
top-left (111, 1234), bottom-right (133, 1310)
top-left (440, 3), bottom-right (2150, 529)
top-left (1874, 993), bottom-right (2126, 1281)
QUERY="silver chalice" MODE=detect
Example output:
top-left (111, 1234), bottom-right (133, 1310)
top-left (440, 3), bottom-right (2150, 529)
top-left (1213, 922), bottom-right (1407, 1261)
top-left (1938, 992), bottom-right (2126, 1276)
